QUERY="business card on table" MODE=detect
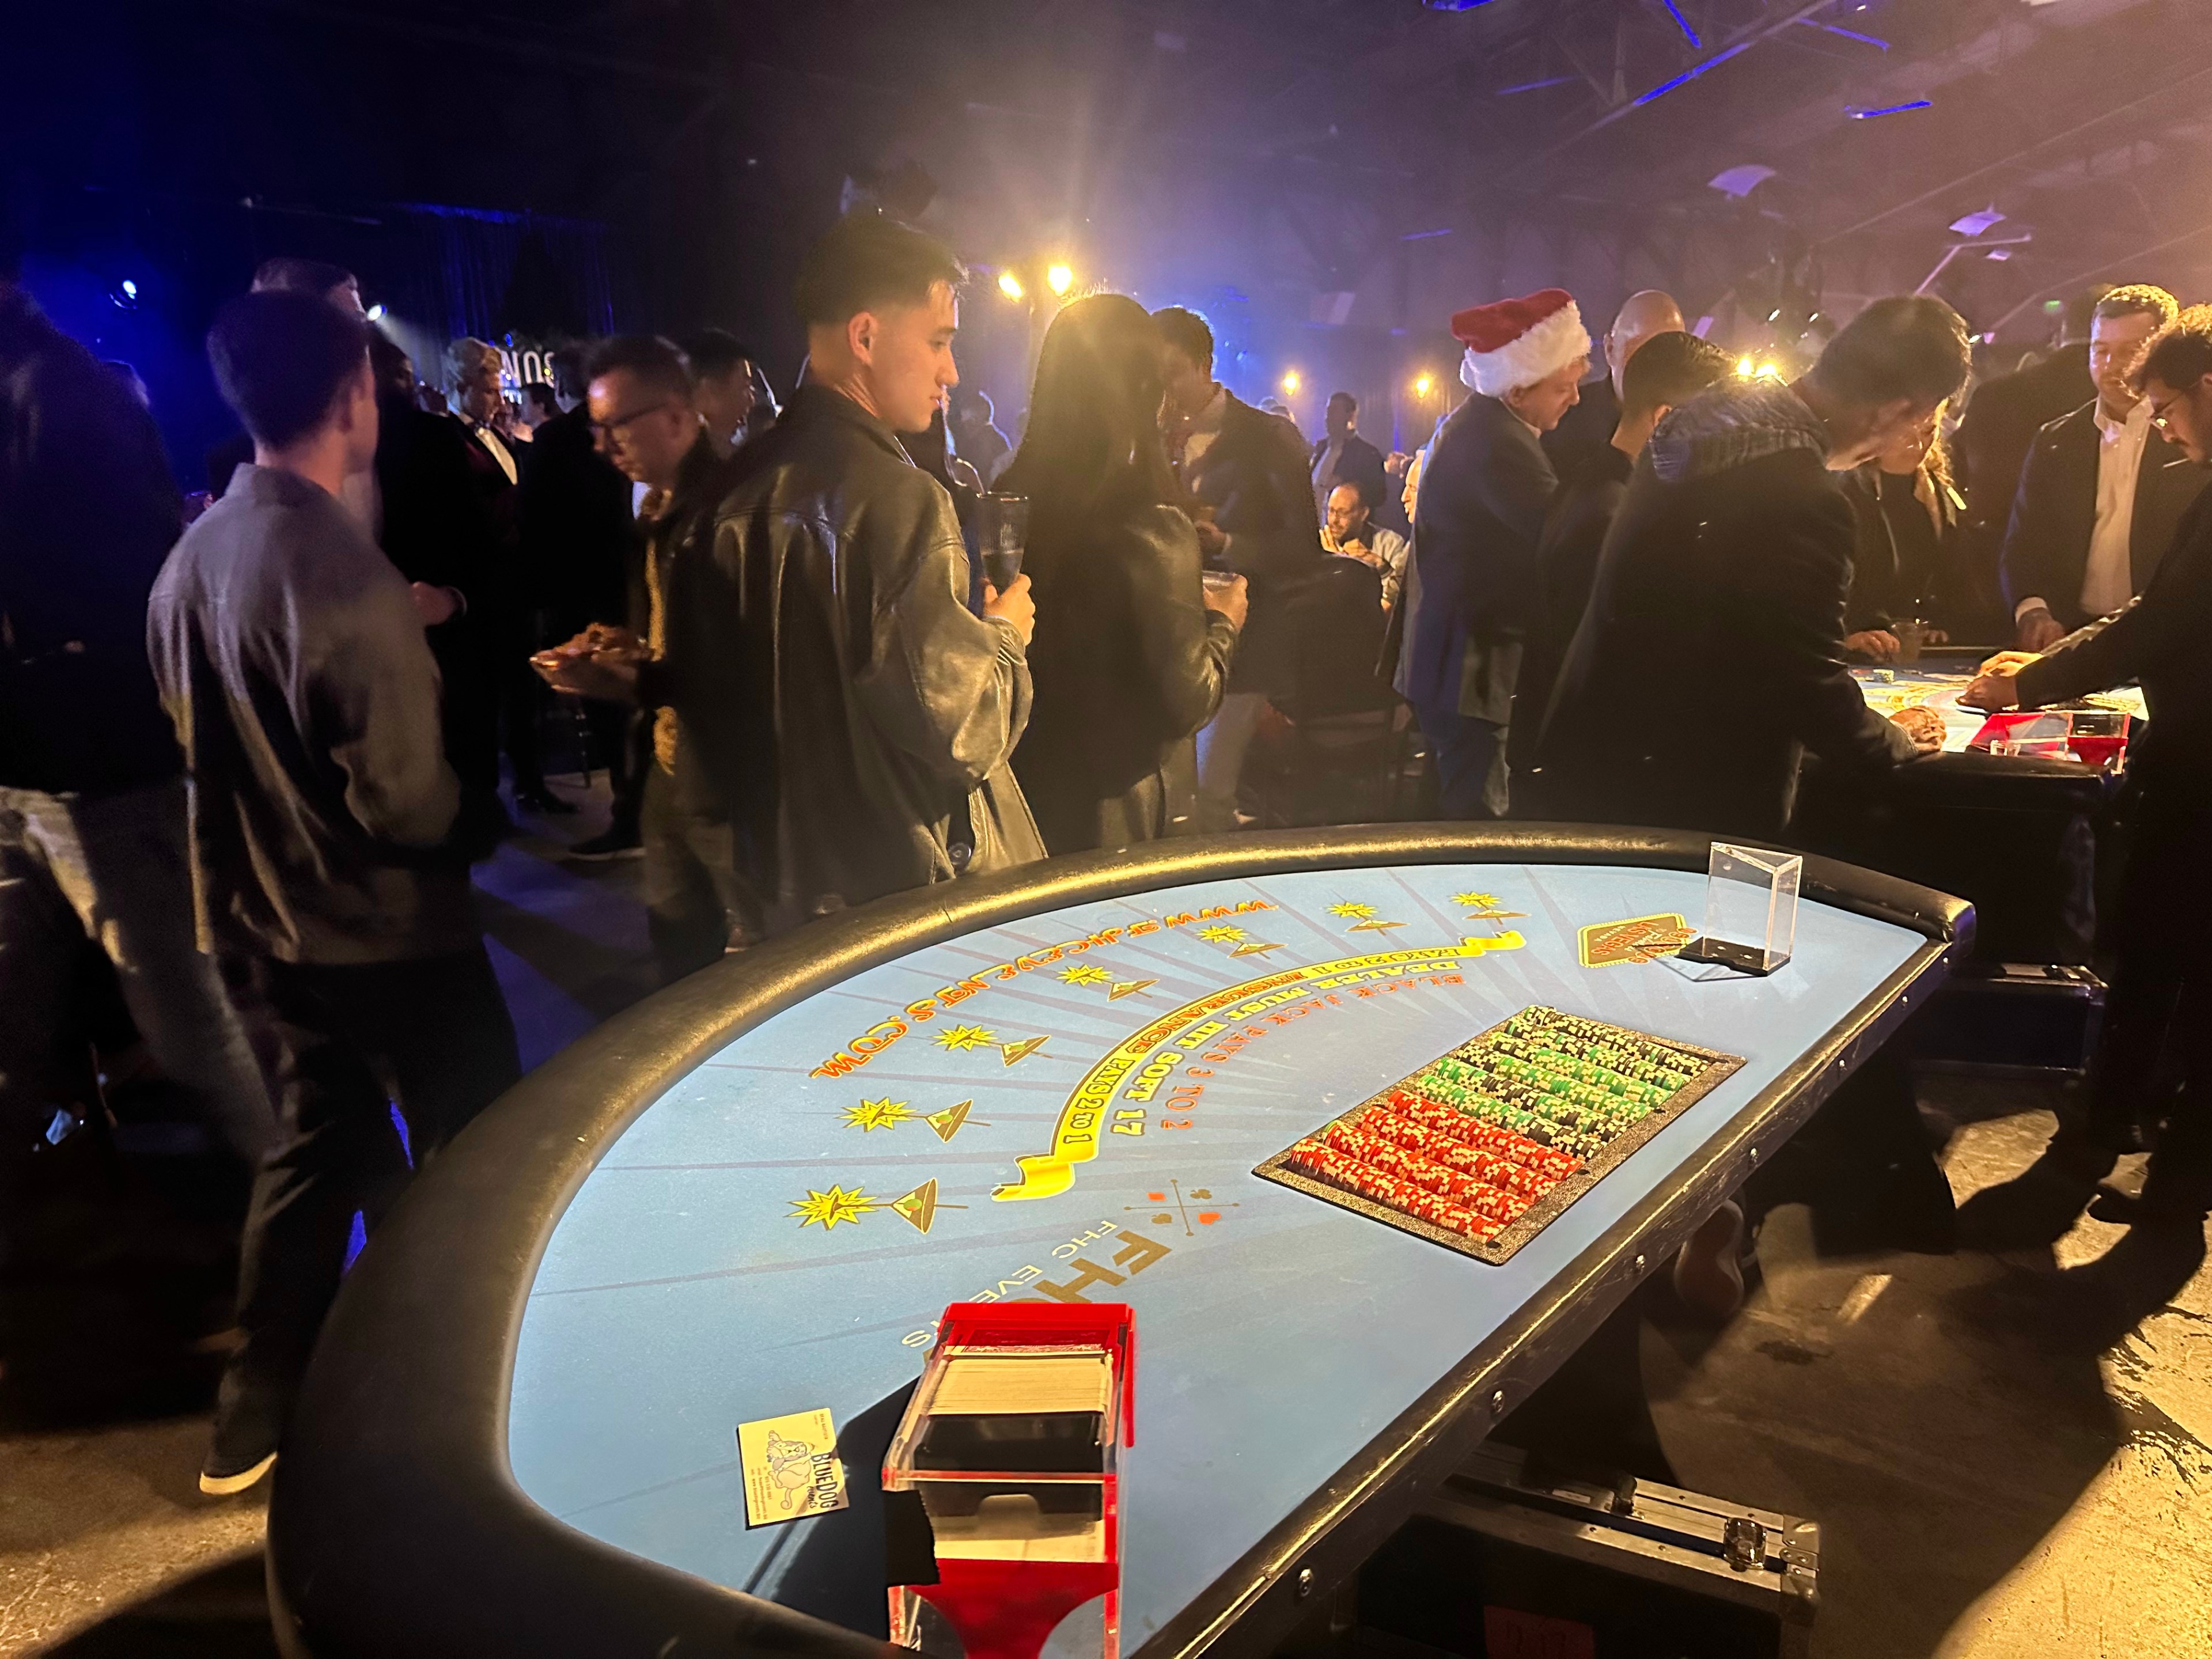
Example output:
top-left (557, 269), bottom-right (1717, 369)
top-left (736, 1407), bottom-right (849, 1528)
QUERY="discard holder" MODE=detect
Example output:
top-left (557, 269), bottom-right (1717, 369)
top-left (884, 1302), bottom-right (1136, 1659)
top-left (1676, 842), bottom-right (1802, 977)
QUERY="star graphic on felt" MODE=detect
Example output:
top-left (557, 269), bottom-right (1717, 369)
top-left (842, 1097), bottom-right (913, 1132)
top-left (1058, 964), bottom-right (1112, 987)
top-left (1450, 892), bottom-right (1502, 909)
top-left (1196, 925), bottom-right (1247, 942)
top-left (933, 1024), bottom-right (996, 1052)
top-left (1327, 902), bottom-right (1377, 919)
top-left (788, 1184), bottom-right (878, 1231)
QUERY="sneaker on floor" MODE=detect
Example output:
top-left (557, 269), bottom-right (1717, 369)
top-left (201, 1357), bottom-right (286, 1498)
top-left (199, 1445), bottom-right (278, 1498)
top-left (565, 828), bottom-right (644, 862)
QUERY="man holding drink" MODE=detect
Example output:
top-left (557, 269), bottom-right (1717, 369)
top-left (536, 215), bottom-right (1044, 940)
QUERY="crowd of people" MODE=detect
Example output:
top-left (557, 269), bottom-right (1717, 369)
top-left (3, 203), bottom-right (2210, 1498)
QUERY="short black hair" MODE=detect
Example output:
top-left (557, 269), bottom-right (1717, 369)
top-left (792, 213), bottom-right (964, 327)
top-left (251, 256), bottom-right (358, 299)
top-left (1808, 296), bottom-right (1971, 412)
top-left (522, 380), bottom-right (559, 415)
top-left (2095, 284), bottom-right (2180, 333)
top-left (2135, 304), bottom-right (2212, 394)
top-left (584, 334), bottom-right (692, 401)
top-left (683, 328), bottom-right (755, 381)
top-left (1152, 306), bottom-right (1214, 378)
top-left (1620, 331), bottom-right (1734, 419)
top-left (1328, 391), bottom-right (1357, 413)
top-left (207, 289), bottom-right (372, 449)
top-left (1328, 475), bottom-right (1376, 512)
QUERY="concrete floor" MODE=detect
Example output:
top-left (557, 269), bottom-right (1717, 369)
top-left (3, 786), bottom-right (2208, 1656)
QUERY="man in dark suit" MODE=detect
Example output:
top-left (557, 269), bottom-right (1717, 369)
top-left (521, 346), bottom-right (641, 858)
top-left (2001, 285), bottom-right (2203, 650)
top-left (1394, 289), bottom-right (1589, 817)
top-left (1964, 306), bottom-right (2212, 1253)
top-left (1536, 297), bottom-right (1968, 840)
top-left (1955, 287), bottom-right (2104, 541)
top-left (449, 337), bottom-right (569, 815)
top-left (1514, 332), bottom-right (1733, 787)
top-left (367, 335), bottom-right (510, 856)
top-left (1544, 290), bottom-right (1685, 484)
top-left (1310, 392), bottom-right (1387, 522)
top-left (1154, 306), bottom-right (1323, 832)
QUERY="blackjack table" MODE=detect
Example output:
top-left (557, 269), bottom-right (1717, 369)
top-left (267, 825), bottom-right (1969, 1659)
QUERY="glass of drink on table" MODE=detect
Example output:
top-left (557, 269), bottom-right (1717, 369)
top-left (976, 494), bottom-right (1030, 592)
top-left (1895, 617), bottom-right (1925, 666)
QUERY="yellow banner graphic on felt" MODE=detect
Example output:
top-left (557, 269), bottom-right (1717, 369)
top-left (990, 935), bottom-right (1525, 1203)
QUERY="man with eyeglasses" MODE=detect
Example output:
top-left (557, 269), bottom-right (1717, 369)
top-left (1963, 305), bottom-right (2212, 1269)
top-left (544, 335), bottom-right (750, 982)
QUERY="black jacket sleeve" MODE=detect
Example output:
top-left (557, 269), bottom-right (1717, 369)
top-left (2014, 493), bottom-right (2211, 710)
top-left (1737, 457), bottom-right (1919, 771)
top-left (1221, 411), bottom-right (1324, 581)
top-left (1121, 503), bottom-right (1236, 741)
top-left (1998, 414), bottom-right (2088, 620)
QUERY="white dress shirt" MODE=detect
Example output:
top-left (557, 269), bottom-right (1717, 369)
top-left (2016, 397), bottom-right (2152, 622)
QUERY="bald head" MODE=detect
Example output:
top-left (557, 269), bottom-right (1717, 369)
top-left (1607, 290), bottom-right (1687, 399)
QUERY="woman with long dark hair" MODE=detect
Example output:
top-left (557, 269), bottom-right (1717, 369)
top-left (999, 294), bottom-right (1247, 853)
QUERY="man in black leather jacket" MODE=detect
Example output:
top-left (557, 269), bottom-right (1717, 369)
top-left (539, 214), bottom-right (1043, 932)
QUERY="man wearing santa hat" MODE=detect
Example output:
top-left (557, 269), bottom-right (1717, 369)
top-left (1394, 289), bottom-right (1590, 817)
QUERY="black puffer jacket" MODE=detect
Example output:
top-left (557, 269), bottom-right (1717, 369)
top-left (0, 285), bottom-right (184, 791)
top-left (1014, 491), bottom-right (1237, 854)
top-left (1535, 382), bottom-right (1917, 839)
top-left (649, 387), bottom-right (1044, 931)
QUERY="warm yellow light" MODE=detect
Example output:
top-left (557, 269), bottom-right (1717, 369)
top-left (1735, 355), bottom-right (1756, 377)
top-left (997, 270), bottom-right (1025, 301)
top-left (1412, 373), bottom-right (1434, 399)
top-left (1755, 360), bottom-right (1785, 380)
top-left (1046, 263), bottom-right (1073, 296)
top-left (1281, 369), bottom-right (1301, 395)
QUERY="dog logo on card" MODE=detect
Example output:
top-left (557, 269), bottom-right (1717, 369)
top-left (737, 1408), bottom-right (849, 1527)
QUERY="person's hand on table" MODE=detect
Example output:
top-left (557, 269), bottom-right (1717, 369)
top-left (1202, 573), bottom-right (1249, 631)
top-left (409, 583), bottom-right (463, 627)
top-left (1193, 516), bottom-right (1229, 560)
top-left (1961, 672), bottom-right (2024, 713)
top-left (2015, 607), bottom-right (2067, 653)
top-left (984, 573), bottom-right (1036, 648)
top-left (1922, 627), bottom-right (1950, 646)
top-left (1844, 629), bottom-right (1900, 662)
top-left (1889, 705), bottom-right (1946, 753)
top-left (1978, 648), bottom-right (2041, 677)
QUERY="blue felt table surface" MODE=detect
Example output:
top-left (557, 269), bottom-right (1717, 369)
top-left (507, 862), bottom-right (1922, 1641)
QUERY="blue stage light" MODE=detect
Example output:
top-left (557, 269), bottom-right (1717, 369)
top-left (120, 278), bottom-right (138, 300)
top-left (366, 302), bottom-right (387, 321)
top-left (1662, 0), bottom-right (1702, 48)
top-left (1847, 99), bottom-right (1934, 119)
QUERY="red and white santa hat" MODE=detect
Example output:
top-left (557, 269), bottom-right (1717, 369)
top-left (1451, 289), bottom-right (1590, 398)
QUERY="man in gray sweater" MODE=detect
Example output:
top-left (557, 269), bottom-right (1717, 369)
top-left (148, 290), bottom-right (520, 1495)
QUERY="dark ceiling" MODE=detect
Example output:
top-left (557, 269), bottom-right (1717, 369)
top-left (9, 0), bottom-right (2211, 452)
